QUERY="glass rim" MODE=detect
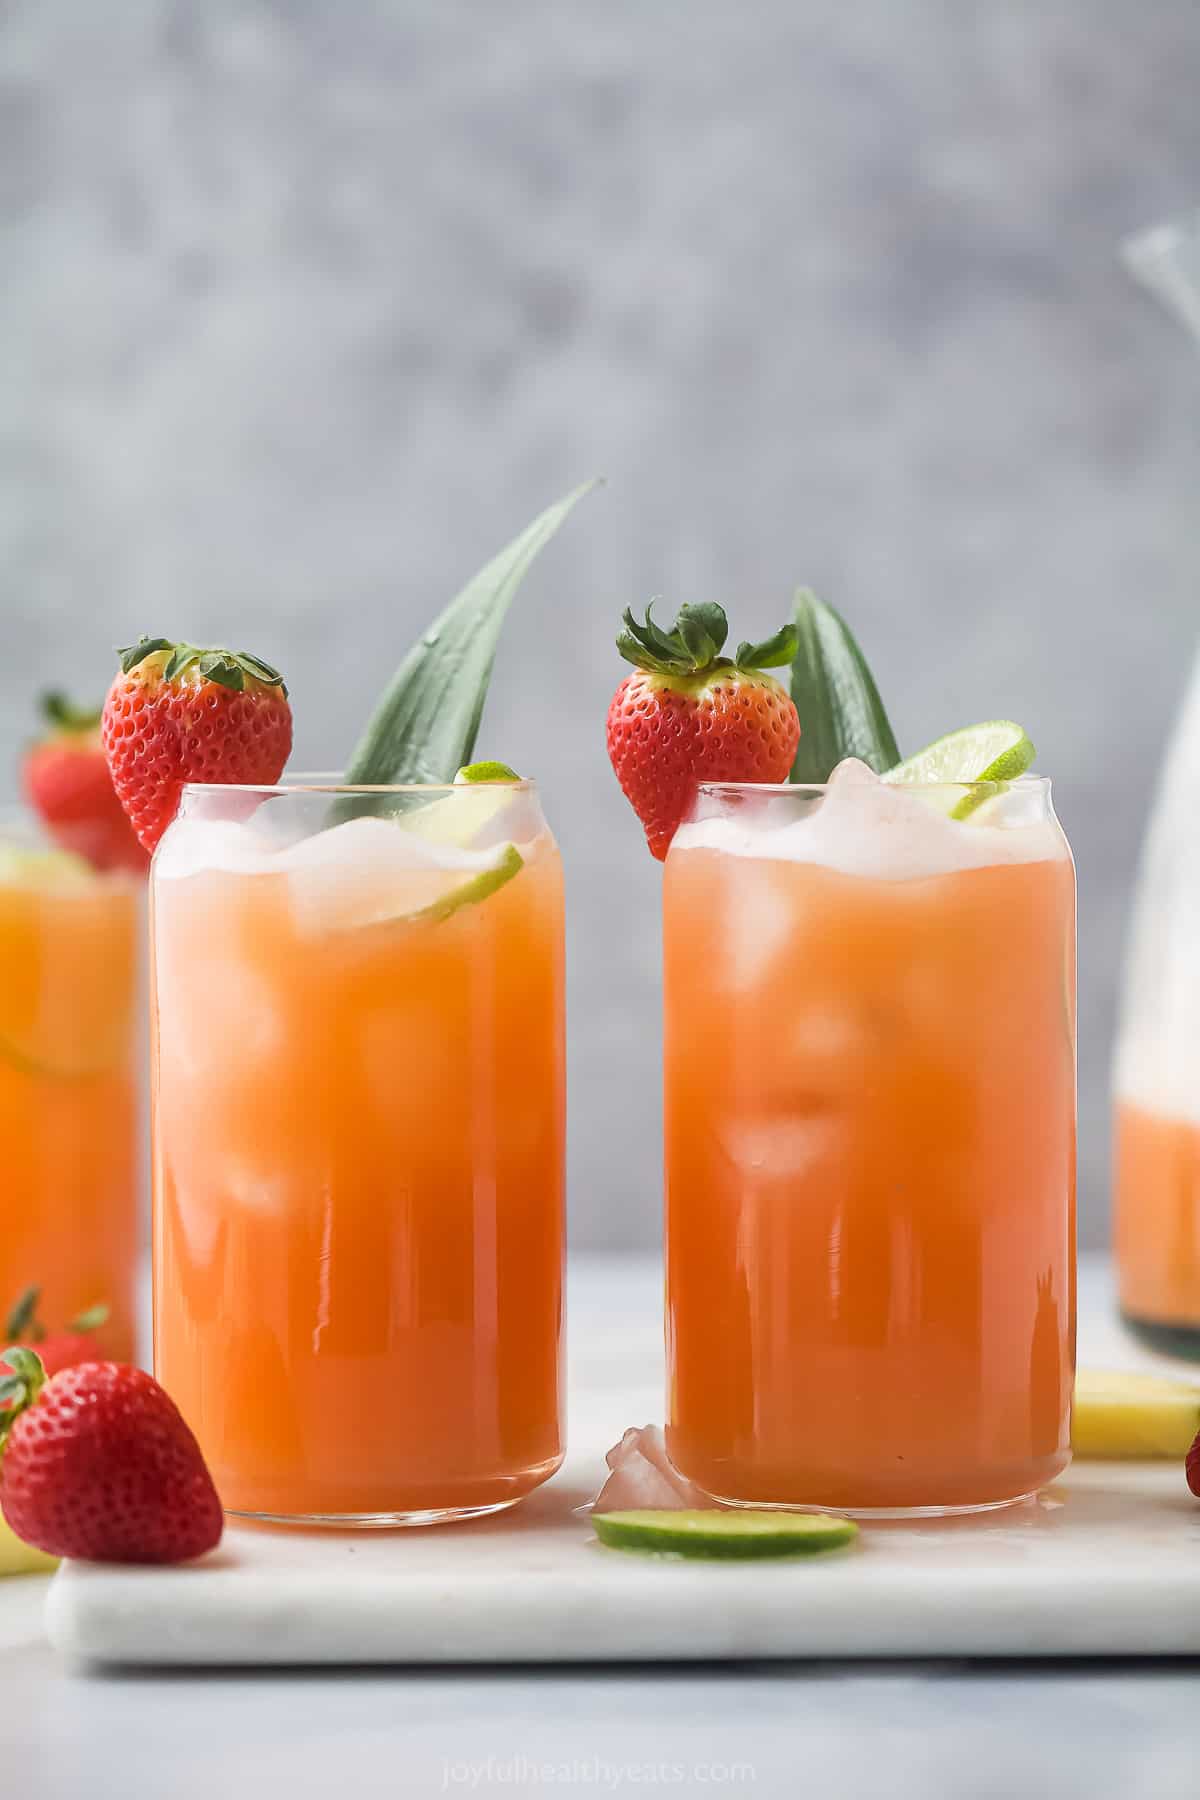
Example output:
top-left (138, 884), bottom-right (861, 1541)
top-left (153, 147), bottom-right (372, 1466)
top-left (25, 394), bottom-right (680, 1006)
top-left (179, 770), bottom-right (538, 797)
top-left (696, 774), bottom-right (1051, 798)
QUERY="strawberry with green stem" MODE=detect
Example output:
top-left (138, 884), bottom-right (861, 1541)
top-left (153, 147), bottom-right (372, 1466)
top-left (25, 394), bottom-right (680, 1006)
top-left (3, 1287), bottom-right (109, 1380)
top-left (22, 692), bottom-right (148, 874)
top-left (102, 639), bottom-right (293, 853)
top-left (0, 1350), bottom-right (223, 1564)
top-left (606, 601), bottom-right (801, 859)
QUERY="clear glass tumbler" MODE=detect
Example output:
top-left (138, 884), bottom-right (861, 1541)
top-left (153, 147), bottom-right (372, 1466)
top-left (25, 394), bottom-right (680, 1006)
top-left (151, 779), bottom-right (565, 1525)
top-left (663, 769), bottom-right (1076, 1516)
top-left (0, 819), bottom-right (141, 1360)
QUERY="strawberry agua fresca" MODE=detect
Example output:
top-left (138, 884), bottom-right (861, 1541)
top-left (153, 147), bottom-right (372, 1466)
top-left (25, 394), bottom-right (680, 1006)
top-left (151, 777), bottom-right (564, 1522)
top-left (111, 635), bottom-right (564, 1523)
top-left (0, 831), bottom-right (141, 1363)
top-left (606, 592), bottom-right (1077, 1517)
top-left (664, 763), bottom-right (1076, 1514)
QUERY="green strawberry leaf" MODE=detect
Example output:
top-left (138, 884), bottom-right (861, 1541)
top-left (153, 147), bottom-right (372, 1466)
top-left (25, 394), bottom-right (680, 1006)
top-left (3, 1286), bottom-right (42, 1343)
top-left (345, 481), bottom-right (599, 786)
top-left (41, 693), bottom-right (102, 733)
top-left (197, 654), bottom-right (245, 692)
top-left (117, 636), bottom-right (174, 675)
top-left (789, 589), bottom-right (900, 782)
top-left (69, 1302), bottom-right (110, 1333)
top-left (734, 623), bottom-right (799, 671)
top-left (675, 601), bottom-right (728, 667)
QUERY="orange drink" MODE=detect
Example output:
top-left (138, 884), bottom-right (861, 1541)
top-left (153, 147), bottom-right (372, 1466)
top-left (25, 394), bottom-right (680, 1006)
top-left (0, 836), bottom-right (141, 1360)
top-left (664, 764), bottom-right (1076, 1515)
top-left (152, 780), bottom-right (564, 1524)
top-left (1114, 1106), bottom-right (1200, 1354)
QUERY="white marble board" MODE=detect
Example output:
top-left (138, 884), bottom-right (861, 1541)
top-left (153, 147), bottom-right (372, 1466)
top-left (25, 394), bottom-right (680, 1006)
top-left (43, 1258), bottom-right (1200, 1666)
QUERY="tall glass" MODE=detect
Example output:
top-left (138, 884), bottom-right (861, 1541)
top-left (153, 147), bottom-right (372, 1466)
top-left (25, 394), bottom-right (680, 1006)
top-left (0, 821), bottom-right (141, 1359)
top-left (151, 779), bottom-right (564, 1525)
top-left (664, 771), bottom-right (1076, 1515)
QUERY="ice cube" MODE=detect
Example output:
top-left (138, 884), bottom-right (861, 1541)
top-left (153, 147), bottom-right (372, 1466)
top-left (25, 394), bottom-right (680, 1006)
top-left (718, 1111), bottom-right (841, 1180)
top-left (280, 815), bottom-right (500, 933)
top-left (591, 1425), bottom-right (708, 1514)
top-left (675, 757), bottom-right (1065, 880)
top-left (722, 862), bottom-right (800, 991)
top-left (154, 818), bottom-right (279, 881)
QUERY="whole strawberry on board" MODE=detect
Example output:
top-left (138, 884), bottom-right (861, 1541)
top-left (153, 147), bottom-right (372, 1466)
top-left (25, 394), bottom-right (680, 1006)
top-left (1188, 1428), bottom-right (1200, 1499)
top-left (606, 601), bottom-right (801, 860)
top-left (102, 638), bottom-right (293, 854)
top-left (3, 1288), bottom-right (109, 1380)
top-left (0, 1349), bottom-right (223, 1564)
top-left (22, 692), bottom-right (148, 874)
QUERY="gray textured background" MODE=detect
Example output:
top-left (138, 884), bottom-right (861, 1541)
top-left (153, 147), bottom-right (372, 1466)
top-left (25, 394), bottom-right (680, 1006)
top-left (4, 0), bottom-right (1200, 1248)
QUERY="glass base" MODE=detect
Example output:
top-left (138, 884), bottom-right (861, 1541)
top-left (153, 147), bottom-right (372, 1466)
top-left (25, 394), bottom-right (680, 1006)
top-left (227, 1496), bottom-right (523, 1530)
top-left (703, 1486), bottom-right (1043, 1522)
top-left (1121, 1310), bottom-right (1200, 1360)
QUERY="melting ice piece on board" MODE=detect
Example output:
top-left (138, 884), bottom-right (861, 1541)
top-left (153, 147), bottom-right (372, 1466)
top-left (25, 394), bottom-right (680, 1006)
top-left (591, 1425), bottom-right (710, 1514)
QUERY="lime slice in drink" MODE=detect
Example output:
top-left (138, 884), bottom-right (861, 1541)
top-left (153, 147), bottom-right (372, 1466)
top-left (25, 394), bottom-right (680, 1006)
top-left (402, 761), bottom-right (523, 849)
top-left (883, 721), bottom-right (1035, 820)
top-left (592, 1509), bottom-right (858, 1559)
top-left (405, 842), bottom-right (524, 926)
top-left (0, 846), bottom-right (94, 891)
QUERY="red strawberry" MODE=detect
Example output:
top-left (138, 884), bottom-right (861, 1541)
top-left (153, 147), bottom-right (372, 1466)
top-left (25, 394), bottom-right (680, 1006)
top-left (1188, 1428), bottom-right (1200, 1499)
top-left (606, 601), bottom-right (801, 859)
top-left (3, 1287), bottom-right (109, 1379)
top-left (0, 1349), bottom-right (223, 1564)
top-left (101, 638), bottom-right (293, 853)
top-left (22, 692), bottom-right (148, 874)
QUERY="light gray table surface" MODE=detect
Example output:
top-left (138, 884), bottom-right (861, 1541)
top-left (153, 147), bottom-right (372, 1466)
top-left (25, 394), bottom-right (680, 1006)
top-left (2, 1255), bottom-right (1197, 1800)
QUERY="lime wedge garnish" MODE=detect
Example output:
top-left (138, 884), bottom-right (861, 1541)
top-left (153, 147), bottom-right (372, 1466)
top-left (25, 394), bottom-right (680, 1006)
top-left (403, 763), bottom-right (523, 849)
top-left (407, 843), bottom-right (524, 926)
top-left (350, 842), bottom-right (525, 935)
top-left (592, 1509), bottom-right (858, 1559)
top-left (883, 720), bottom-right (1035, 819)
top-left (456, 761), bottom-right (520, 784)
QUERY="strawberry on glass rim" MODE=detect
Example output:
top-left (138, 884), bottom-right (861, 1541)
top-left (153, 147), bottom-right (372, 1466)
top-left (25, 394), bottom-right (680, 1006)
top-left (23, 692), bottom-right (148, 874)
top-left (102, 638), bottom-right (293, 853)
top-left (606, 601), bottom-right (801, 860)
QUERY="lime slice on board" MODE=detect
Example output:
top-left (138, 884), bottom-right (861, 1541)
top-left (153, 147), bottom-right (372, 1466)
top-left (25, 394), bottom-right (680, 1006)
top-left (1072, 1369), bottom-right (1200, 1460)
top-left (883, 721), bottom-right (1035, 820)
top-left (592, 1509), bottom-right (858, 1559)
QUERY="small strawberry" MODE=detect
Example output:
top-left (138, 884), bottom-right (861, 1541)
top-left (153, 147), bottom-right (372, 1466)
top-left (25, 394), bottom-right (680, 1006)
top-left (3, 1287), bottom-right (110, 1380)
top-left (22, 692), bottom-right (148, 874)
top-left (101, 638), bottom-right (293, 853)
top-left (0, 1349), bottom-right (223, 1564)
top-left (606, 601), bottom-right (801, 859)
top-left (1188, 1428), bottom-right (1200, 1499)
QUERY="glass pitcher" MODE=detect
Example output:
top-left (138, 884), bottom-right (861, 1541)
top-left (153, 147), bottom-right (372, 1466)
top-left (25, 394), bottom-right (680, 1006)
top-left (1114, 213), bottom-right (1200, 1355)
